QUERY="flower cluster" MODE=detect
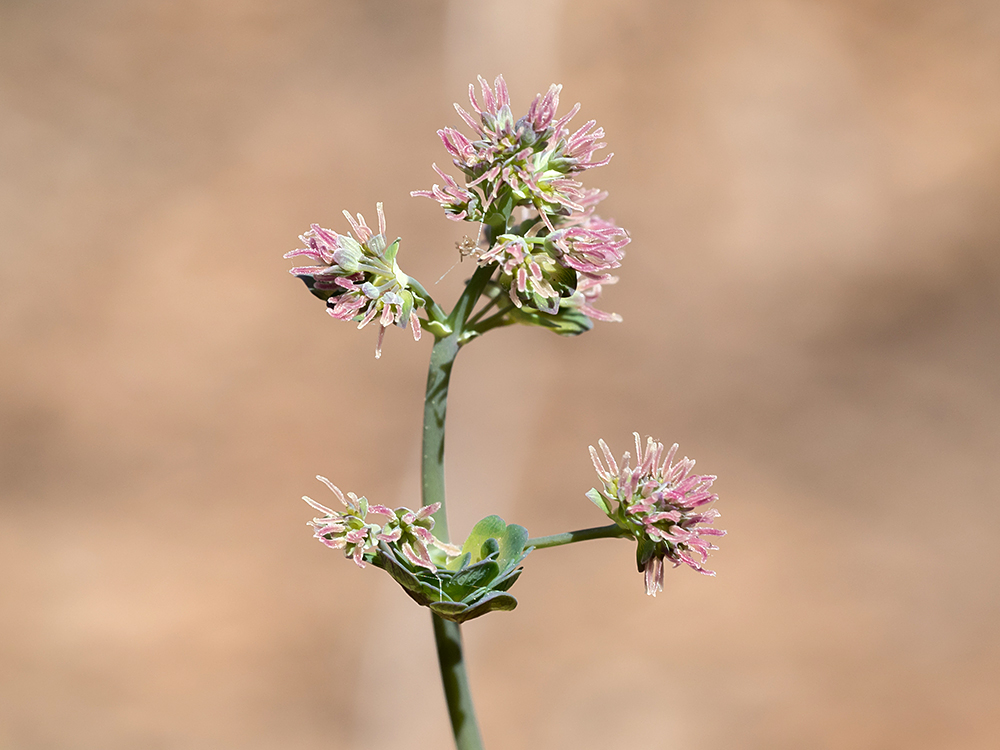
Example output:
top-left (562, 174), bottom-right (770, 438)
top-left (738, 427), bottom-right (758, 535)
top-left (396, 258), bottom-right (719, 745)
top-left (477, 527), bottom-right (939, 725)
top-left (413, 76), bottom-right (609, 222)
top-left (285, 203), bottom-right (425, 358)
top-left (412, 75), bottom-right (629, 324)
top-left (304, 476), bottom-right (459, 569)
top-left (587, 435), bottom-right (726, 596)
top-left (304, 479), bottom-right (532, 623)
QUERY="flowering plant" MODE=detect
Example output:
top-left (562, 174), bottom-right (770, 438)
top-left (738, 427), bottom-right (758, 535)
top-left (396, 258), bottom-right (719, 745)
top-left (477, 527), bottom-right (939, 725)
top-left (284, 76), bottom-right (725, 749)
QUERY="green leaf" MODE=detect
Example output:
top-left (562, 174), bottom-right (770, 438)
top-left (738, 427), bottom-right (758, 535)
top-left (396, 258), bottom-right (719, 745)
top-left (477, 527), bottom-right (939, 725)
top-left (460, 515), bottom-right (507, 564)
top-left (480, 537), bottom-right (500, 560)
top-left (375, 543), bottom-right (423, 594)
top-left (452, 560), bottom-right (500, 590)
top-left (487, 567), bottom-right (523, 594)
top-left (429, 601), bottom-right (469, 618)
top-left (453, 592), bottom-right (518, 623)
top-left (497, 524), bottom-right (529, 570)
top-left (448, 551), bottom-right (472, 571)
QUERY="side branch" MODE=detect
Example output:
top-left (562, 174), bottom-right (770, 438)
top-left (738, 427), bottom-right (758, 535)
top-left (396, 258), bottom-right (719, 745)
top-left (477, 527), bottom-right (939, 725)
top-left (527, 524), bottom-right (629, 550)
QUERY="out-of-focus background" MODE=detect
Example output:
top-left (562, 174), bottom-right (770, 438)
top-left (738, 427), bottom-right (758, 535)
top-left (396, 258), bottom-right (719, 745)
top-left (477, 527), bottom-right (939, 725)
top-left (2, 1), bottom-right (998, 747)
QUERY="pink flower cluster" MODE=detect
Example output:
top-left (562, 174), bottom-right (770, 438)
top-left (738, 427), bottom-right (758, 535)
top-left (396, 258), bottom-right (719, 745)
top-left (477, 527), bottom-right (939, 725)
top-left (304, 476), bottom-right (460, 570)
top-left (285, 204), bottom-right (424, 358)
top-left (587, 435), bottom-right (726, 596)
top-left (412, 76), bottom-right (629, 322)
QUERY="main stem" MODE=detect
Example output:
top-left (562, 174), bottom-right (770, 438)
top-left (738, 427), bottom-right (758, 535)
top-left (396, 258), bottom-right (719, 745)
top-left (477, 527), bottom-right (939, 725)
top-left (421, 335), bottom-right (461, 541)
top-left (433, 615), bottom-right (482, 750)
top-left (421, 265), bottom-right (495, 750)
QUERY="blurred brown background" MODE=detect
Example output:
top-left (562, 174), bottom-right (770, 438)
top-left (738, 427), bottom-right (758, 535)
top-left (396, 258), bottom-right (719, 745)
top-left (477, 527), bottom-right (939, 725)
top-left (2, 1), bottom-right (999, 748)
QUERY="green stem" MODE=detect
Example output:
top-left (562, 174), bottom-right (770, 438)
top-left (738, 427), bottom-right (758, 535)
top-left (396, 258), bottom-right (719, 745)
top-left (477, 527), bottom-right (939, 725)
top-left (527, 523), bottom-right (628, 550)
top-left (421, 263), bottom-right (496, 750)
top-left (421, 335), bottom-right (460, 540)
top-left (463, 307), bottom-right (514, 341)
top-left (421, 264), bottom-right (495, 535)
top-left (466, 292), bottom-right (501, 326)
top-left (433, 615), bottom-right (484, 750)
top-left (408, 277), bottom-right (450, 327)
top-left (447, 264), bottom-right (497, 330)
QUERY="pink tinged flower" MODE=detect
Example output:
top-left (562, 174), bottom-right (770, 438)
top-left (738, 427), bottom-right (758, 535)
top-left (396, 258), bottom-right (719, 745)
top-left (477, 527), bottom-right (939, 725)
top-left (479, 235), bottom-right (562, 313)
top-left (644, 556), bottom-right (665, 597)
top-left (410, 164), bottom-right (477, 221)
top-left (589, 438), bottom-right (619, 483)
top-left (468, 74), bottom-right (511, 121)
top-left (586, 435), bottom-right (726, 594)
top-left (453, 100), bottom-right (481, 133)
top-left (401, 542), bottom-right (433, 569)
top-left (552, 101), bottom-right (581, 138)
top-left (304, 476), bottom-right (382, 568)
top-left (415, 75), bottom-right (618, 229)
top-left (562, 273), bottom-right (622, 323)
top-left (563, 119), bottom-right (612, 169)
top-left (285, 204), bottom-right (425, 358)
top-left (377, 527), bottom-right (402, 543)
top-left (301, 478), bottom-right (461, 574)
top-left (377, 502), bottom-right (460, 571)
top-left (526, 83), bottom-right (562, 132)
top-left (549, 217), bottom-right (630, 274)
top-left (439, 127), bottom-right (476, 164)
top-left (573, 187), bottom-right (609, 217)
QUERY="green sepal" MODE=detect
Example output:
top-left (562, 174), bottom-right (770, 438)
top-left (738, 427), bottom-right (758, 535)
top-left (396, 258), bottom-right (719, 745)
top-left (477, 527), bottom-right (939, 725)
top-left (508, 305), bottom-right (594, 336)
top-left (636, 537), bottom-right (660, 571)
top-left (586, 487), bottom-right (612, 515)
top-left (399, 289), bottom-right (414, 323)
top-left (383, 238), bottom-right (401, 264)
top-left (547, 262), bottom-right (577, 298)
top-left (422, 319), bottom-right (453, 338)
top-left (483, 191), bottom-right (516, 241)
top-left (296, 274), bottom-right (338, 302)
